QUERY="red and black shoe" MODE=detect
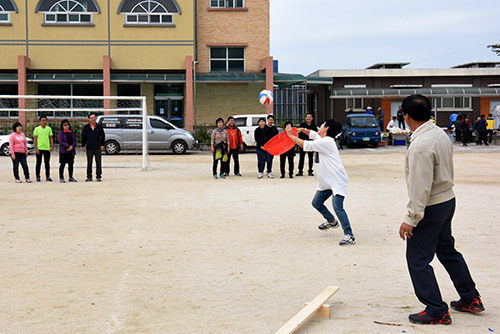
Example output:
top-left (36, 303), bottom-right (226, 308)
top-left (451, 294), bottom-right (485, 313)
top-left (408, 310), bottom-right (452, 325)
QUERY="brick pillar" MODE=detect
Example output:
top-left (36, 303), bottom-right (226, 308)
top-left (185, 56), bottom-right (194, 132)
top-left (17, 55), bottom-right (30, 125)
top-left (103, 55), bottom-right (112, 114)
top-left (260, 56), bottom-right (274, 115)
top-left (480, 97), bottom-right (491, 116)
top-left (381, 98), bottom-right (391, 130)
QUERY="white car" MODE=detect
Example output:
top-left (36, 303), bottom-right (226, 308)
top-left (232, 114), bottom-right (283, 151)
top-left (0, 130), bottom-right (35, 156)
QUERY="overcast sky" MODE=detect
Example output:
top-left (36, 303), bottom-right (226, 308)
top-left (270, 0), bottom-right (500, 75)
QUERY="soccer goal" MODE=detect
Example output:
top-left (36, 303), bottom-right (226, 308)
top-left (0, 95), bottom-right (149, 170)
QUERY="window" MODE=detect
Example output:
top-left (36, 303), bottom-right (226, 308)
top-left (0, 84), bottom-right (19, 118)
top-left (210, 47), bottom-right (245, 72)
top-left (150, 118), bottom-right (173, 129)
top-left (234, 117), bottom-right (246, 127)
top-left (210, 0), bottom-right (244, 8)
top-left (0, 0), bottom-right (17, 23)
top-left (118, 0), bottom-right (181, 26)
top-left (346, 98), bottom-right (364, 111)
top-left (36, 0), bottom-right (99, 24)
top-left (117, 84), bottom-right (141, 114)
top-left (434, 97), bottom-right (472, 111)
top-left (273, 85), bottom-right (307, 124)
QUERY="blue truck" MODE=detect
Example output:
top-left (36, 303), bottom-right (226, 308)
top-left (342, 114), bottom-right (381, 148)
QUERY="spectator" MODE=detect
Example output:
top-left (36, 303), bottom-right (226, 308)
top-left (280, 121), bottom-right (295, 179)
top-left (9, 122), bottom-right (31, 183)
top-left (430, 115), bottom-right (436, 124)
top-left (57, 119), bottom-right (77, 183)
top-left (377, 107), bottom-right (385, 130)
top-left (477, 114), bottom-right (488, 146)
top-left (254, 117), bottom-right (268, 179)
top-left (461, 116), bottom-right (470, 146)
top-left (33, 115), bottom-right (54, 182)
top-left (296, 112), bottom-right (317, 177)
top-left (365, 106), bottom-right (373, 114)
top-left (397, 105), bottom-right (406, 130)
top-left (264, 115), bottom-right (279, 178)
top-left (386, 116), bottom-right (397, 131)
top-left (454, 116), bottom-right (462, 143)
top-left (347, 105), bottom-right (354, 114)
top-left (210, 117), bottom-right (229, 179)
top-left (486, 113), bottom-right (495, 144)
top-left (82, 113), bottom-right (106, 182)
top-left (286, 119), bottom-right (355, 246)
top-left (223, 116), bottom-right (244, 176)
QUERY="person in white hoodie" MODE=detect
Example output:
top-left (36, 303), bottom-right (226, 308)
top-left (285, 119), bottom-right (355, 246)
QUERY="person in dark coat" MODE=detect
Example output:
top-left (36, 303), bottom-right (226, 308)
top-left (81, 113), bottom-right (105, 182)
top-left (461, 116), bottom-right (470, 146)
top-left (58, 119), bottom-right (78, 183)
top-left (296, 112), bottom-right (317, 176)
top-left (477, 114), bottom-right (488, 145)
top-left (280, 121), bottom-right (295, 179)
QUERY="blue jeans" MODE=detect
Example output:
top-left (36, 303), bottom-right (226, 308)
top-left (265, 151), bottom-right (273, 173)
top-left (256, 148), bottom-right (266, 173)
top-left (312, 190), bottom-right (353, 236)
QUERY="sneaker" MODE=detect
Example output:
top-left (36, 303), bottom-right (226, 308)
top-left (450, 294), bottom-right (485, 313)
top-left (60, 178), bottom-right (66, 183)
top-left (36, 176), bottom-right (41, 182)
top-left (280, 174), bottom-right (285, 179)
top-left (289, 174), bottom-right (294, 179)
top-left (235, 173), bottom-right (242, 177)
top-left (258, 173), bottom-right (263, 179)
top-left (296, 172), bottom-right (304, 176)
top-left (46, 177), bottom-right (53, 182)
top-left (85, 178), bottom-right (92, 182)
top-left (318, 220), bottom-right (339, 230)
top-left (220, 173), bottom-right (226, 179)
top-left (308, 172), bottom-right (314, 176)
top-left (268, 172), bottom-right (274, 179)
top-left (68, 178), bottom-right (77, 182)
top-left (213, 174), bottom-right (218, 179)
top-left (339, 234), bottom-right (356, 246)
top-left (96, 178), bottom-right (102, 182)
top-left (15, 179), bottom-right (22, 183)
top-left (408, 310), bottom-right (451, 325)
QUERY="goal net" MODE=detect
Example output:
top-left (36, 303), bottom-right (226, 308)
top-left (0, 95), bottom-right (149, 170)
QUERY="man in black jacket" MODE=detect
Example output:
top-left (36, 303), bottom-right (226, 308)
top-left (296, 112), bottom-right (317, 176)
top-left (264, 115), bottom-right (279, 178)
top-left (82, 113), bottom-right (105, 182)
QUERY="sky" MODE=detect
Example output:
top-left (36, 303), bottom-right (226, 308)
top-left (270, 0), bottom-right (500, 75)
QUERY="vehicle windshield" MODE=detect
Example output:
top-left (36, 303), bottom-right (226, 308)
top-left (349, 117), bottom-right (379, 128)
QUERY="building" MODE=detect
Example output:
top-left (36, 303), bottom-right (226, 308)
top-left (308, 62), bottom-right (500, 128)
top-left (0, 0), bottom-right (274, 130)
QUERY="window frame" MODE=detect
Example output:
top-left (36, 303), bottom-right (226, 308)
top-left (123, 0), bottom-right (176, 26)
top-left (434, 96), bottom-right (472, 111)
top-left (209, 0), bottom-right (245, 8)
top-left (209, 47), bottom-right (245, 72)
top-left (0, 11), bottom-right (10, 23)
top-left (41, 0), bottom-right (94, 25)
top-left (346, 98), bottom-right (364, 111)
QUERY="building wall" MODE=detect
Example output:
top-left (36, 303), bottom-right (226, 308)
top-left (196, 0), bottom-right (269, 73)
top-left (196, 82), bottom-right (265, 125)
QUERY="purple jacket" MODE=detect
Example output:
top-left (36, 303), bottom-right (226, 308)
top-left (58, 130), bottom-right (77, 155)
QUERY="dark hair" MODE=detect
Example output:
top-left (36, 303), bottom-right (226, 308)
top-left (60, 119), bottom-right (71, 131)
top-left (267, 115), bottom-right (275, 120)
top-left (258, 117), bottom-right (266, 123)
top-left (227, 116), bottom-right (235, 122)
top-left (489, 113), bottom-right (493, 117)
top-left (215, 117), bottom-right (224, 125)
top-left (457, 115), bottom-right (463, 121)
top-left (401, 94), bottom-right (431, 122)
top-left (324, 119), bottom-right (342, 138)
top-left (392, 116), bottom-right (397, 120)
top-left (305, 112), bottom-right (313, 118)
top-left (88, 113), bottom-right (97, 119)
top-left (39, 115), bottom-right (47, 121)
top-left (12, 121), bottom-right (23, 132)
top-left (284, 121), bottom-right (293, 128)
top-left (480, 114), bottom-right (485, 119)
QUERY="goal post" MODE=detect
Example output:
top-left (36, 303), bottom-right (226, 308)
top-left (0, 94), bottom-right (149, 170)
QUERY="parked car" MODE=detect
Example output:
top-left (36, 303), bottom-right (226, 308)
top-left (0, 130), bottom-right (35, 156)
top-left (97, 115), bottom-right (197, 154)
top-left (342, 114), bottom-right (381, 148)
top-left (232, 114), bottom-right (284, 151)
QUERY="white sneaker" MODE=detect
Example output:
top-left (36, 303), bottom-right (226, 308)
top-left (258, 173), bottom-right (263, 179)
top-left (268, 172), bottom-right (274, 179)
top-left (339, 234), bottom-right (356, 246)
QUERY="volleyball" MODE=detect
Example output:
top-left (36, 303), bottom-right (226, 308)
top-left (259, 89), bottom-right (274, 105)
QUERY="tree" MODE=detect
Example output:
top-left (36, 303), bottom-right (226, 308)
top-left (488, 44), bottom-right (500, 56)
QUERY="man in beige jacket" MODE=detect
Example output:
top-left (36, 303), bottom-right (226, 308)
top-left (399, 95), bottom-right (484, 325)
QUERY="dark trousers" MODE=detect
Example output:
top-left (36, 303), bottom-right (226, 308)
top-left (462, 130), bottom-right (469, 145)
top-left (455, 130), bottom-right (462, 143)
top-left (86, 148), bottom-right (102, 179)
top-left (487, 130), bottom-right (493, 144)
top-left (265, 151), bottom-right (273, 173)
top-left (12, 152), bottom-right (30, 180)
top-left (406, 198), bottom-right (477, 317)
top-left (35, 150), bottom-right (51, 178)
top-left (280, 152), bottom-right (294, 176)
top-left (223, 148), bottom-right (240, 174)
top-left (479, 132), bottom-right (488, 145)
top-left (59, 163), bottom-right (74, 179)
top-left (256, 148), bottom-right (266, 173)
top-left (212, 152), bottom-right (223, 175)
top-left (297, 148), bottom-right (313, 174)
top-left (398, 119), bottom-right (406, 130)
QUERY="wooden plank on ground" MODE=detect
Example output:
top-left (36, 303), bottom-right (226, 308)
top-left (303, 303), bottom-right (331, 318)
top-left (274, 286), bottom-right (339, 334)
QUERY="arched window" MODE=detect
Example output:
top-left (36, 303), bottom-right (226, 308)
top-left (118, 0), bottom-right (181, 26)
top-left (0, 0), bottom-right (17, 23)
top-left (35, 0), bottom-right (100, 24)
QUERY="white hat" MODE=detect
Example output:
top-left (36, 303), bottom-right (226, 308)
top-left (367, 106), bottom-right (372, 110)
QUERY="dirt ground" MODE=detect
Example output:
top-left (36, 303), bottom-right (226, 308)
top-left (1, 146), bottom-right (499, 334)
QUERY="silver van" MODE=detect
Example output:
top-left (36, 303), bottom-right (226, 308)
top-left (97, 115), bottom-right (196, 154)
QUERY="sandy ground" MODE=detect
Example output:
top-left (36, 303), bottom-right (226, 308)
top-left (0, 145), bottom-right (499, 334)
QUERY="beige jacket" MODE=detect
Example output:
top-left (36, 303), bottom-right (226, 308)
top-left (404, 120), bottom-right (455, 227)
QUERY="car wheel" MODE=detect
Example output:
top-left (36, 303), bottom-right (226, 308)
top-left (172, 140), bottom-right (187, 154)
top-left (1, 143), bottom-right (10, 156)
top-left (104, 140), bottom-right (120, 155)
